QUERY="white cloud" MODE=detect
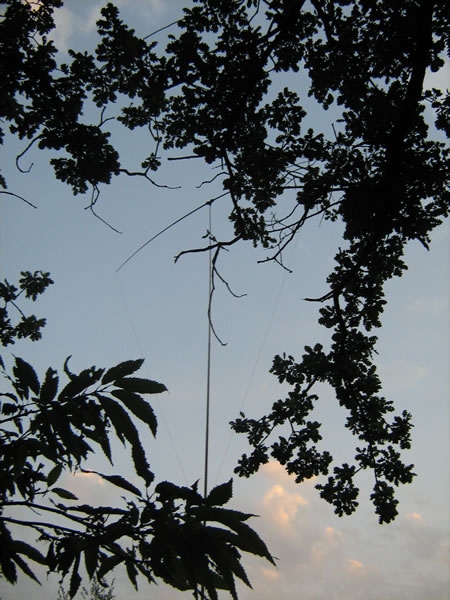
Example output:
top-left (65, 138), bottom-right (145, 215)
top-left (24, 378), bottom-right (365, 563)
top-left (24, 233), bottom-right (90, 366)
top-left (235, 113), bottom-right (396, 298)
top-left (233, 460), bottom-right (449, 600)
top-left (263, 483), bottom-right (308, 531)
top-left (346, 558), bottom-right (365, 574)
top-left (50, 5), bottom-right (80, 50)
top-left (407, 511), bottom-right (424, 522)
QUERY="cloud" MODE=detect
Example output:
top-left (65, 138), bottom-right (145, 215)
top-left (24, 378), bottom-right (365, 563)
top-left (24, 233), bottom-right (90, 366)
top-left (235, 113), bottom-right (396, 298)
top-left (347, 558), bottom-right (365, 574)
top-left (50, 5), bottom-right (80, 50)
top-left (59, 470), bottom-right (112, 506)
top-left (234, 460), bottom-right (449, 600)
top-left (407, 511), bottom-right (424, 522)
top-left (262, 483), bottom-right (308, 531)
top-left (46, 0), bottom-right (182, 51)
top-left (261, 566), bottom-right (280, 581)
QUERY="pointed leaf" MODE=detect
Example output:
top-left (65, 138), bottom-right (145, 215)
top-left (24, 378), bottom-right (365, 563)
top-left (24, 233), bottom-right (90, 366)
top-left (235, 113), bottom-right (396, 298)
top-left (0, 392), bottom-right (18, 402)
top-left (64, 356), bottom-right (75, 380)
top-left (11, 554), bottom-right (41, 584)
top-left (13, 540), bottom-right (46, 565)
top-left (60, 367), bottom-right (104, 400)
top-left (40, 367), bottom-right (58, 403)
top-left (207, 479), bottom-right (233, 506)
top-left (84, 545), bottom-right (98, 580)
top-left (111, 388), bottom-right (157, 436)
top-left (1, 402), bottom-right (17, 415)
top-left (114, 377), bottom-right (167, 395)
top-left (13, 356), bottom-right (40, 396)
top-left (97, 554), bottom-right (123, 580)
top-left (47, 464), bottom-right (63, 487)
top-left (97, 395), bottom-right (153, 484)
top-left (132, 443), bottom-right (154, 486)
top-left (194, 510), bottom-right (274, 564)
top-left (101, 358), bottom-right (145, 385)
top-left (51, 487), bottom-right (79, 501)
top-left (83, 427), bottom-right (112, 464)
top-left (0, 555), bottom-right (17, 584)
top-left (70, 554), bottom-right (81, 598)
top-left (126, 559), bottom-right (138, 590)
top-left (81, 469), bottom-right (142, 497)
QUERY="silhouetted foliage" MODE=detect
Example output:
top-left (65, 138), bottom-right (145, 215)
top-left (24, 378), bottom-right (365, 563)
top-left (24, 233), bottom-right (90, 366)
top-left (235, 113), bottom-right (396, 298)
top-left (58, 577), bottom-right (116, 600)
top-left (0, 270), bottom-right (53, 346)
top-left (0, 352), bottom-right (273, 598)
top-left (0, 0), bottom-right (448, 533)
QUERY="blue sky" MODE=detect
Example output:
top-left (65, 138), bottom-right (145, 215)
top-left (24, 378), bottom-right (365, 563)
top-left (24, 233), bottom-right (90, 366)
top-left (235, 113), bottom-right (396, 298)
top-left (1, 1), bottom-right (448, 599)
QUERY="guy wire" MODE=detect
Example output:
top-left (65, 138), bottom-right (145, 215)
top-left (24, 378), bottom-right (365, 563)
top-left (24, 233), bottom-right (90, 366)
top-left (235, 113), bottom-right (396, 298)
top-left (115, 271), bottom-right (189, 485)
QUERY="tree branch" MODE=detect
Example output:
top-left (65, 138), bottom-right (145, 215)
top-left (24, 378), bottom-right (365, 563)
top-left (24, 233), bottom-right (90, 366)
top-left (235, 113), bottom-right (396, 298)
top-left (0, 190), bottom-right (37, 209)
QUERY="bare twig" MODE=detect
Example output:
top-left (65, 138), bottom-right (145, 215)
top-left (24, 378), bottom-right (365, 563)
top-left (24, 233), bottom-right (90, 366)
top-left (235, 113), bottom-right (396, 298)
top-left (15, 135), bottom-right (42, 173)
top-left (0, 190), bottom-right (37, 208)
top-left (143, 19), bottom-right (181, 40)
top-left (99, 106), bottom-right (115, 127)
top-left (116, 194), bottom-right (228, 272)
top-left (167, 155), bottom-right (201, 161)
top-left (196, 171), bottom-right (225, 188)
top-left (174, 235), bottom-right (241, 263)
top-left (84, 186), bottom-right (123, 234)
top-left (258, 208), bottom-right (309, 266)
top-left (119, 167), bottom-right (181, 189)
top-left (214, 265), bottom-right (247, 299)
top-left (208, 247), bottom-right (227, 346)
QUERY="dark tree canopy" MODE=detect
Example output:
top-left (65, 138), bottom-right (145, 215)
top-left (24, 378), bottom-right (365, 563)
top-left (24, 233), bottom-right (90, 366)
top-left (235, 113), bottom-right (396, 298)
top-left (0, 1), bottom-right (449, 590)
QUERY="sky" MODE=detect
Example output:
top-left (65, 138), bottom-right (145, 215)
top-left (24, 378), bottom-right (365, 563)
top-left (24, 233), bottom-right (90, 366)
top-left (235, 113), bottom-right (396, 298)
top-left (0, 1), bottom-right (449, 599)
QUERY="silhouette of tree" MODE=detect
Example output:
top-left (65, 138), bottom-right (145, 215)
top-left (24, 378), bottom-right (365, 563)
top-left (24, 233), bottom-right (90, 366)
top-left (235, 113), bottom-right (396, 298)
top-left (1, 0), bottom-right (448, 567)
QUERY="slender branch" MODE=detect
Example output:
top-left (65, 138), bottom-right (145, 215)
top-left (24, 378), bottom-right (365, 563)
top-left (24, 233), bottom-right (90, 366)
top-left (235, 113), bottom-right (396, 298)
top-left (119, 167), bottom-right (180, 189)
top-left (0, 516), bottom-right (87, 537)
top-left (174, 236), bottom-right (241, 263)
top-left (208, 247), bottom-right (227, 347)
top-left (196, 171), bottom-right (225, 188)
top-left (9, 299), bottom-right (27, 319)
top-left (116, 194), bottom-right (228, 272)
top-left (258, 208), bottom-right (309, 265)
top-left (84, 186), bottom-right (122, 234)
top-left (167, 155), bottom-right (200, 161)
top-left (143, 19), bottom-right (181, 40)
top-left (0, 190), bottom-right (37, 209)
top-left (205, 243), bottom-right (248, 346)
top-left (3, 501), bottom-right (91, 527)
top-left (15, 135), bottom-right (42, 173)
top-left (99, 106), bottom-right (115, 127)
top-left (213, 265), bottom-right (246, 299)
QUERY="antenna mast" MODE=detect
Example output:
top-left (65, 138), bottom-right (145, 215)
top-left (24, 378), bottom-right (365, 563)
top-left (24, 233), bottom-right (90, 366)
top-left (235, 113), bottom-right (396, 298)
top-left (203, 203), bottom-right (213, 499)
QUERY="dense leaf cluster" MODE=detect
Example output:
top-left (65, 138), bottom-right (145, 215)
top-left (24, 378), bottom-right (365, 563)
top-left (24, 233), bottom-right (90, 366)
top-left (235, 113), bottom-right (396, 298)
top-left (1, 0), bottom-right (448, 527)
top-left (0, 355), bottom-right (272, 597)
top-left (0, 270), bottom-right (54, 346)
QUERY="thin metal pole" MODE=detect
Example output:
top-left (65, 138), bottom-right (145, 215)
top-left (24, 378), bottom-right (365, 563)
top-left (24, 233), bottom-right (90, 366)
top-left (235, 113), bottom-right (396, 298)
top-left (203, 203), bottom-right (213, 500)
top-left (200, 204), bottom-right (213, 600)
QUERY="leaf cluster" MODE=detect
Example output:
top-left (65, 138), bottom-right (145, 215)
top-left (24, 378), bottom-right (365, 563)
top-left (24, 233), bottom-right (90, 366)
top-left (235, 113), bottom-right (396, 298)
top-left (0, 356), bottom-right (272, 598)
top-left (0, 271), bottom-right (54, 346)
